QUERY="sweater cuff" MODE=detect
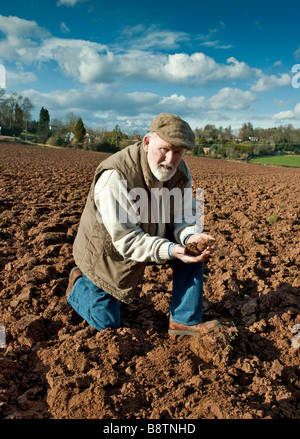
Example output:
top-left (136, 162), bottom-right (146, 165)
top-left (183, 234), bottom-right (193, 246)
top-left (168, 243), bottom-right (176, 257)
top-left (178, 225), bottom-right (202, 246)
top-left (158, 242), bottom-right (174, 262)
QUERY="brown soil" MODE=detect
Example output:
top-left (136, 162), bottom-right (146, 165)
top-left (0, 142), bottom-right (299, 419)
top-left (186, 238), bottom-right (216, 256)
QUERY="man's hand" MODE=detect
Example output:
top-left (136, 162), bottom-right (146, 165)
top-left (171, 243), bottom-right (216, 264)
top-left (171, 233), bottom-right (218, 264)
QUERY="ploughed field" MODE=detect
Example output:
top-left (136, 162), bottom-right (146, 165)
top-left (0, 142), bottom-right (299, 419)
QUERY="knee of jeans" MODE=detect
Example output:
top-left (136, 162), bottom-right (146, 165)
top-left (89, 304), bottom-right (120, 331)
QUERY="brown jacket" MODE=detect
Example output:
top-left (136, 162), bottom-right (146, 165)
top-left (73, 142), bottom-right (190, 303)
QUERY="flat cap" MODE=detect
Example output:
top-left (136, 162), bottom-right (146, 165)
top-left (150, 113), bottom-right (195, 150)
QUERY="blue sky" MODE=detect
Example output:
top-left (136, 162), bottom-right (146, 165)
top-left (0, 0), bottom-right (299, 133)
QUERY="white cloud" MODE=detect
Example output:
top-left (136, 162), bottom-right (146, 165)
top-left (0, 15), bottom-right (50, 60)
top-left (60, 22), bottom-right (70, 34)
top-left (158, 88), bottom-right (255, 113)
top-left (57, 0), bottom-right (83, 6)
top-left (158, 94), bottom-right (206, 113)
top-left (251, 72), bottom-right (291, 92)
top-left (0, 14), bottom-right (292, 94)
top-left (200, 40), bottom-right (232, 49)
top-left (0, 13), bottom-right (294, 132)
top-left (21, 84), bottom-right (258, 130)
top-left (121, 25), bottom-right (189, 50)
top-left (6, 62), bottom-right (37, 87)
top-left (85, 52), bottom-right (254, 87)
top-left (21, 82), bottom-right (285, 132)
top-left (273, 103), bottom-right (300, 120)
top-left (208, 87), bottom-right (256, 110)
top-left (161, 54), bottom-right (253, 85)
top-left (15, 41), bottom-right (256, 87)
top-left (272, 110), bottom-right (294, 120)
top-left (120, 24), bottom-right (232, 51)
top-left (294, 46), bottom-right (300, 60)
top-left (31, 37), bottom-right (108, 81)
top-left (0, 15), bottom-right (49, 39)
top-left (195, 27), bottom-right (232, 49)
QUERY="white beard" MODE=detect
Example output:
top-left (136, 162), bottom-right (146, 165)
top-left (149, 161), bottom-right (176, 182)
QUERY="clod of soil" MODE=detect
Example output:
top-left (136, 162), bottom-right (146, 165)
top-left (186, 238), bottom-right (216, 256)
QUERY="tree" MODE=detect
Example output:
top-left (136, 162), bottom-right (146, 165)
top-left (22, 97), bottom-right (34, 132)
top-left (224, 125), bottom-right (232, 141)
top-left (39, 107), bottom-right (50, 126)
top-left (239, 122), bottom-right (254, 141)
top-left (74, 117), bottom-right (86, 143)
top-left (192, 145), bottom-right (204, 156)
top-left (28, 120), bottom-right (38, 134)
top-left (203, 124), bottom-right (218, 139)
top-left (0, 91), bottom-right (34, 136)
top-left (111, 124), bottom-right (122, 147)
top-left (37, 107), bottom-right (50, 143)
top-left (50, 117), bottom-right (64, 133)
top-left (65, 111), bottom-right (80, 132)
top-left (191, 145), bottom-right (199, 156)
top-left (14, 103), bottom-right (24, 133)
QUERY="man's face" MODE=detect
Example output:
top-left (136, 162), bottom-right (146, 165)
top-left (144, 134), bottom-right (185, 182)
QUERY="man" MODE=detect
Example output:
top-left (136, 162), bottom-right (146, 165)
top-left (66, 113), bottom-right (220, 336)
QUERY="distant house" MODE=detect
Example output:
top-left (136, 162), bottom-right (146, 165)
top-left (249, 137), bottom-right (259, 142)
top-left (64, 132), bottom-right (75, 142)
top-left (85, 132), bottom-right (96, 143)
top-left (232, 136), bottom-right (242, 142)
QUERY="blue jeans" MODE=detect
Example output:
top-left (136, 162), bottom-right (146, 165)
top-left (67, 260), bottom-right (204, 331)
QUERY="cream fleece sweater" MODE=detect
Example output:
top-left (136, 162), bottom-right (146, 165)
top-left (94, 169), bottom-right (203, 264)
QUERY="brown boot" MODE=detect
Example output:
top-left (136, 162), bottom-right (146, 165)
top-left (65, 267), bottom-right (82, 298)
top-left (168, 319), bottom-right (221, 336)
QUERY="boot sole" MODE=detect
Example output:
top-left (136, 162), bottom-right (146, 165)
top-left (168, 323), bottom-right (222, 337)
top-left (168, 329), bottom-right (201, 336)
top-left (65, 267), bottom-right (82, 297)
